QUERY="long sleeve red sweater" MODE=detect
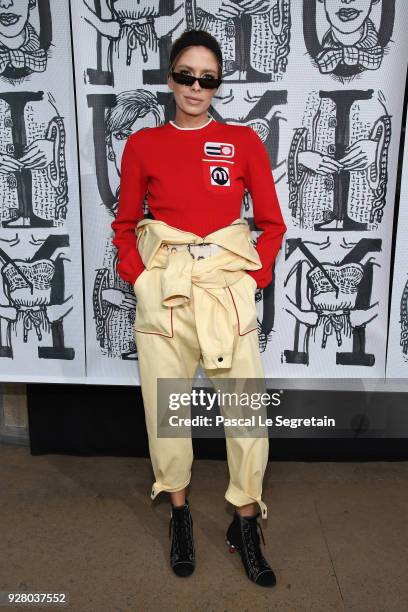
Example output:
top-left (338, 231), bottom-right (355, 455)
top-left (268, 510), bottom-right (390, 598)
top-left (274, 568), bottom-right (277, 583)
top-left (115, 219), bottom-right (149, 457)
top-left (111, 116), bottom-right (287, 289)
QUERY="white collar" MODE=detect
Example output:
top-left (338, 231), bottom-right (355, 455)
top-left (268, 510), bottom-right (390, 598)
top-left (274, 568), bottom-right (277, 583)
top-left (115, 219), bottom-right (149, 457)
top-left (169, 116), bottom-right (214, 130)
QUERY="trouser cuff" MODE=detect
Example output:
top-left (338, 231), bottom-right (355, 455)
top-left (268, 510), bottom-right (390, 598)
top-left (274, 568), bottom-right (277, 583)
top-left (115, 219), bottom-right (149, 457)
top-left (225, 483), bottom-right (268, 519)
top-left (150, 475), bottom-right (191, 500)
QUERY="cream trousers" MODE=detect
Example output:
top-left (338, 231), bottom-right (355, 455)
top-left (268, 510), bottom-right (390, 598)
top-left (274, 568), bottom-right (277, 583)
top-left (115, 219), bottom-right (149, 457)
top-left (133, 218), bottom-right (269, 519)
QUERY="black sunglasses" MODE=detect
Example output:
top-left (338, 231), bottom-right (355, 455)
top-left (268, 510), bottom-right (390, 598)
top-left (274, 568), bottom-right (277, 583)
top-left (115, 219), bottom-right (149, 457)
top-left (170, 70), bottom-right (222, 90)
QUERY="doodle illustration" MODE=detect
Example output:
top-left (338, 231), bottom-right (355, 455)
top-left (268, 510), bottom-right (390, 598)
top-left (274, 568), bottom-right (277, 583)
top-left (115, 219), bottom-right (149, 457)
top-left (91, 89), bottom-right (163, 358)
top-left (0, 233), bottom-right (74, 361)
top-left (0, 90), bottom-right (68, 228)
top-left (82, 0), bottom-right (291, 87)
top-left (400, 279), bottom-right (408, 360)
top-left (0, 0), bottom-right (52, 83)
top-left (288, 88), bottom-right (391, 231)
top-left (283, 235), bottom-right (381, 368)
top-left (82, 0), bottom-right (184, 86)
top-left (190, 0), bottom-right (291, 81)
top-left (304, 0), bottom-right (394, 79)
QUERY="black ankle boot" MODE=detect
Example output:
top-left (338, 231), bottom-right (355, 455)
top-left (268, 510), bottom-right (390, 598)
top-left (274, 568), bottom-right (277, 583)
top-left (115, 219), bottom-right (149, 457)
top-left (169, 499), bottom-right (195, 577)
top-left (225, 511), bottom-right (276, 587)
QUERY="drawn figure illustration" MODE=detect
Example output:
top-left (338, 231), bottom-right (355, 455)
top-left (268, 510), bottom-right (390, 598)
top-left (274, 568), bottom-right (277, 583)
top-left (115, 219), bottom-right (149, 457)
top-left (91, 89), bottom-right (163, 358)
top-left (82, 0), bottom-right (184, 86)
top-left (0, 233), bottom-right (74, 361)
top-left (82, 0), bottom-right (291, 86)
top-left (304, 0), bottom-right (394, 79)
top-left (0, 90), bottom-right (68, 228)
top-left (0, 0), bottom-right (52, 83)
top-left (288, 89), bottom-right (391, 231)
top-left (192, 0), bottom-right (290, 80)
top-left (283, 235), bottom-right (381, 368)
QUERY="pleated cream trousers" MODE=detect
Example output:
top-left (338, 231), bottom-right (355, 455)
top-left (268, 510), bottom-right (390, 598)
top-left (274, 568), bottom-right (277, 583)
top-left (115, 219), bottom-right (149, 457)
top-left (132, 217), bottom-right (269, 519)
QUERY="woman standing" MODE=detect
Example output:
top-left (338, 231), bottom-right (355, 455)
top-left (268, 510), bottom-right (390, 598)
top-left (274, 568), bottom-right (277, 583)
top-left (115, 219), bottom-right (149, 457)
top-left (111, 29), bottom-right (287, 587)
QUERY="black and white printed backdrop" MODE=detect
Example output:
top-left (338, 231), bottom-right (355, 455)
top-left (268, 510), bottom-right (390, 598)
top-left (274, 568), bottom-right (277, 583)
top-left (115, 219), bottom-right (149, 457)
top-left (0, 1), bottom-right (84, 382)
top-left (386, 102), bottom-right (408, 381)
top-left (1, 1), bottom-right (407, 386)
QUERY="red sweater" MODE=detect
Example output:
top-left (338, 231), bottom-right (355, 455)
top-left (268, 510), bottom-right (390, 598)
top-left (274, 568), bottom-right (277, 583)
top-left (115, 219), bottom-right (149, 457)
top-left (111, 116), bottom-right (287, 289)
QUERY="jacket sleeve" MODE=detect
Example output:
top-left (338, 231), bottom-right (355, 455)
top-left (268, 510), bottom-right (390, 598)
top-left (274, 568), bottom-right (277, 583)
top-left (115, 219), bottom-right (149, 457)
top-left (244, 126), bottom-right (287, 289)
top-left (111, 133), bottom-right (148, 286)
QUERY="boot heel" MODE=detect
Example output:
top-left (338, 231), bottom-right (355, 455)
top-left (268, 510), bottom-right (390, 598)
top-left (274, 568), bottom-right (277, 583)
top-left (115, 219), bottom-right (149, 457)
top-left (225, 538), bottom-right (238, 553)
top-left (225, 512), bottom-right (276, 587)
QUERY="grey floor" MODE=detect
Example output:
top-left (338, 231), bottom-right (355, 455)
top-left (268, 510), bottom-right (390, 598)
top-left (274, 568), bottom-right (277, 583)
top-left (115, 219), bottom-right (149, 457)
top-left (1, 445), bottom-right (408, 612)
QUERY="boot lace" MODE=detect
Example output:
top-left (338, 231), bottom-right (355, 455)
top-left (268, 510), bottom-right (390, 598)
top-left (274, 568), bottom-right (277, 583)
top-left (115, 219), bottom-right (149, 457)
top-left (169, 507), bottom-right (194, 562)
top-left (241, 516), bottom-right (270, 579)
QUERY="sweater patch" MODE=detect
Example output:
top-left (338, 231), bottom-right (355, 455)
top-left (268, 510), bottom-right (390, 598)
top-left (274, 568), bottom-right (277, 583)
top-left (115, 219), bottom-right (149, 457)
top-left (202, 162), bottom-right (236, 193)
top-left (204, 141), bottom-right (235, 158)
top-left (210, 165), bottom-right (230, 186)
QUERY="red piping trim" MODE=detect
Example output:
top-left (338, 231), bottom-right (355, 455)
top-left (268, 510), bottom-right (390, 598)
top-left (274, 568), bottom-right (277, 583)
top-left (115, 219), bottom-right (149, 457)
top-left (135, 306), bottom-right (174, 337)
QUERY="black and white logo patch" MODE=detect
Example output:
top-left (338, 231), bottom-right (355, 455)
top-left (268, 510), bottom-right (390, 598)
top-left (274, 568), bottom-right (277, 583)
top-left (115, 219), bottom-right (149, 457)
top-left (204, 141), bottom-right (235, 158)
top-left (210, 166), bottom-right (230, 186)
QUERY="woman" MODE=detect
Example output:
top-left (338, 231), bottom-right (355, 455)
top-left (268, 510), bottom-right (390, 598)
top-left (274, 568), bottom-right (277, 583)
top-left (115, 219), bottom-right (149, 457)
top-left (111, 29), bottom-right (287, 587)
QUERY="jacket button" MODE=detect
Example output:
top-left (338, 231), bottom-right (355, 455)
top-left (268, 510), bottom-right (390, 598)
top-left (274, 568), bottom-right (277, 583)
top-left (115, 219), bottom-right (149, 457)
top-left (218, 357), bottom-right (223, 362)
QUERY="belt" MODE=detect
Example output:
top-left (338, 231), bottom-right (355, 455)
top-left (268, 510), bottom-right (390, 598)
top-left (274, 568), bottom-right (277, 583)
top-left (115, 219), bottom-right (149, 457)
top-left (160, 242), bottom-right (226, 259)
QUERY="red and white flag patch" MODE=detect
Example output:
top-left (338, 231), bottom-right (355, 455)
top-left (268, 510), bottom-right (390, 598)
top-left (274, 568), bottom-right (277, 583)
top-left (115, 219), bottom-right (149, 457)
top-left (204, 141), bottom-right (235, 158)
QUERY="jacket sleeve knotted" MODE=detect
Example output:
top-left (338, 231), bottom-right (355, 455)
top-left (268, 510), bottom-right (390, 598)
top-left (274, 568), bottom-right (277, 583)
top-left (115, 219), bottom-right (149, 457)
top-left (111, 133), bottom-right (148, 286)
top-left (244, 126), bottom-right (287, 289)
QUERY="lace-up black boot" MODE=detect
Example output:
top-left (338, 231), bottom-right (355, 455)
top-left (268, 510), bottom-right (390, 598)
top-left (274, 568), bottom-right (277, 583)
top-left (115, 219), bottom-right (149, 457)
top-left (225, 510), bottom-right (276, 587)
top-left (168, 499), bottom-right (195, 577)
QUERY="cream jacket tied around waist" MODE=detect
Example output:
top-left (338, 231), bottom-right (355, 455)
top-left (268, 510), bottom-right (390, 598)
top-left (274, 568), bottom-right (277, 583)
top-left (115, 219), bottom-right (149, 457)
top-left (134, 218), bottom-right (262, 370)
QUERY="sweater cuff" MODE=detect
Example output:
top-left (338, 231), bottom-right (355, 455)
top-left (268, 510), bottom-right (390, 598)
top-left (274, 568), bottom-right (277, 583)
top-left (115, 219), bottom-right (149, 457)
top-left (116, 248), bottom-right (145, 286)
top-left (131, 267), bottom-right (145, 286)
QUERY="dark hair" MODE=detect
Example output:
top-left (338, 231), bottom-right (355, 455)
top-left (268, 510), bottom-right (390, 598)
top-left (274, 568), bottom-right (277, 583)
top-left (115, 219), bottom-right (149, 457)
top-left (168, 29), bottom-right (223, 79)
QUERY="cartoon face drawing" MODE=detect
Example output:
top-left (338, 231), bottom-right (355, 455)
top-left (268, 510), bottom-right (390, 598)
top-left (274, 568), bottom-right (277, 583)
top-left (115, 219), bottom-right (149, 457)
top-left (105, 90), bottom-right (162, 178)
top-left (0, 0), bottom-right (32, 42)
top-left (305, 0), bottom-right (391, 77)
top-left (0, 0), bottom-right (51, 82)
top-left (319, 0), bottom-right (379, 36)
top-left (109, 117), bottom-right (141, 176)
